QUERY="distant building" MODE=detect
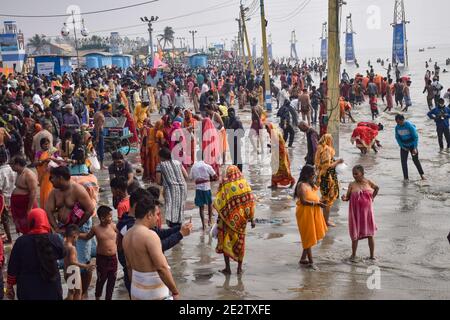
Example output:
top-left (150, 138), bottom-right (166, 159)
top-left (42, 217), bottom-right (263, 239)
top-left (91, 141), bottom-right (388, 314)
top-left (0, 21), bottom-right (26, 72)
top-left (27, 42), bottom-right (74, 56)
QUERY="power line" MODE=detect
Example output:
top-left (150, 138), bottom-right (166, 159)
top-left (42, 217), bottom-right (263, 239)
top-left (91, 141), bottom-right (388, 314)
top-left (0, 0), bottom-right (159, 18)
top-left (270, 0), bottom-right (312, 22)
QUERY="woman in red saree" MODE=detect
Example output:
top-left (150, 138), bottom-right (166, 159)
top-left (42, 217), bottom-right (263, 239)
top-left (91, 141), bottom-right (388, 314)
top-left (119, 105), bottom-right (138, 144)
top-left (202, 117), bottom-right (220, 177)
top-left (351, 122), bottom-right (383, 154)
top-left (265, 123), bottom-right (296, 188)
top-left (183, 110), bottom-right (197, 167)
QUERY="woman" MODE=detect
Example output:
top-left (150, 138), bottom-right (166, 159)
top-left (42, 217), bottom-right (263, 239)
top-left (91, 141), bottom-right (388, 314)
top-left (169, 121), bottom-right (187, 167)
top-left (265, 123), bottom-right (296, 188)
top-left (294, 165), bottom-right (328, 267)
top-left (183, 109), bottom-right (197, 167)
top-left (6, 208), bottom-right (64, 300)
top-left (201, 117), bottom-right (220, 177)
top-left (133, 101), bottom-right (149, 131)
top-left (34, 137), bottom-right (59, 209)
top-left (57, 131), bottom-right (74, 161)
top-left (22, 110), bottom-right (36, 162)
top-left (161, 114), bottom-right (173, 142)
top-left (214, 165), bottom-right (256, 275)
top-left (156, 147), bottom-right (188, 227)
top-left (314, 134), bottom-right (344, 227)
top-left (351, 122), bottom-right (383, 154)
top-left (341, 165), bottom-right (378, 261)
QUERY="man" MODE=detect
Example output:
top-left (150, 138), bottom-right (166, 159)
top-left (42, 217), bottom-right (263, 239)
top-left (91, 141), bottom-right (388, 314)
top-left (226, 108), bottom-right (244, 172)
top-left (123, 197), bottom-right (180, 300)
top-left (201, 78), bottom-right (209, 95)
top-left (93, 104), bottom-right (107, 169)
top-left (432, 77), bottom-right (444, 106)
top-left (367, 77), bottom-right (378, 97)
top-left (427, 98), bottom-right (450, 151)
top-left (117, 188), bottom-right (192, 295)
top-left (298, 121), bottom-right (319, 165)
top-left (393, 79), bottom-right (405, 109)
top-left (109, 151), bottom-right (140, 197)
top-left (62, 104), bottom-right (81, 134)
top-left (43, 108), bottom-right (60, 145)
top-left (32, 88), bottom-right (44, 110)
top-left (45, 166), bottom-right (95, 299)
top-left (278, 84), bottom-right (290, 109)
top-left (402, 81), bottom-right (412, 112)
top-left (423, 80), bottom-right (435, 111)
top-left (160, 89), bottom-right (171, 115)
top-left (395, 114), bottom-right (425, 181)
top-left (32, 121), bottom-right (53, 156)
top-left (277, 97), bottom-right (298, 148)
top-left (0, 150), bottom-right (16, 243)
top-left (299, 89), bottom-right (312, 125)
top-left (10, 157), bottom-right (38, 234)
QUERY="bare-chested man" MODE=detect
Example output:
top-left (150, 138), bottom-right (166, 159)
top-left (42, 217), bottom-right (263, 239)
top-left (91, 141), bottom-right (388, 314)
top-left (45, 165), bottom-right (95, 300)
top-left (93, 105), bottom-right (107, 170)
top-left (10, 156), bottom-right (38, 234)
top-left (123, 197), bottom-right (179, 300)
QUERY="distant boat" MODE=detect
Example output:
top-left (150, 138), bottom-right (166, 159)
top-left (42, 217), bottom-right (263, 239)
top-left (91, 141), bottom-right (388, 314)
top-left (427, 46), bottom-right (436, 50)
top-left (419, 48), bottom-right (425, 52)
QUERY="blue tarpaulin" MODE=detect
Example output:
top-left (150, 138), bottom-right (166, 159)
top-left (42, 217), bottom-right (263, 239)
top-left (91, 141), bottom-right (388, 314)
top-left (345, 33), bottom-right (355, 62)
top-left (392, 23), bottom-right (406, 64)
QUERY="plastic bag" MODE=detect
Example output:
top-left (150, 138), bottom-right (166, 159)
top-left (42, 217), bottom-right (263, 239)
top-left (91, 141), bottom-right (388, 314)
top-left (210, 223), bottom-right (218, 239)
top-left (335, 163), bottom-right (348, 175)
top-left (88, 153), bottom-right (100, 172)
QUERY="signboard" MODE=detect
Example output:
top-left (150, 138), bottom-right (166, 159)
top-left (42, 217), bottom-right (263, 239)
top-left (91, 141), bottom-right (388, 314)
top-left (345, 33), bottom-right (355, 62)
top-left (0, 34), bottom-right (18, 52)
top-left (320, 38), bottom-right (327, 61)
top-left (37, 62), bottom-right (55, 75)
top-left (392, 23), bottom-right (405, 64)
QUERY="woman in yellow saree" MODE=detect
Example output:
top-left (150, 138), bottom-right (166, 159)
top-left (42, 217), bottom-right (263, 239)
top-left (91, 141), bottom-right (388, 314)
top-left (265, 123), bottom-right (296, 188)
top-left (133, 101), bottom-right (149, 130)
top-left (314, 134), bottom-right (344, 227)
top-left (34, 137), bottom-right (60, 209)
top-left (214, 165), bottom-right (256, 274)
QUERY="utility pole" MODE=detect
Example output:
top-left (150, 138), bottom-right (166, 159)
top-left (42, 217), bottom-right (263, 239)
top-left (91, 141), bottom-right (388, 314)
top-left (236, 17), bottom-right (246, 69)
top-left (290, 30), bottom-right (298, 60)
top-left (140, 16), bottom-right (159, 66)
top-left (189, 30), bottom-right (197, 52)
top-left (240, 2), bottom-right (255, 75)
top-left (327, 0), bottom-right (345, 156)
top-left (259, 0), bottom-right (272, 111)
top-left (205, 36), bottom-right (208, 52)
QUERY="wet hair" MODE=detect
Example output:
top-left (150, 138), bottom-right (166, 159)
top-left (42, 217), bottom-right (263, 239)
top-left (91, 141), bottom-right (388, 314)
top-left (159, 147), bottom-right (172, 161)
top-left (110, 176), bottom-right (128, 192)
top-left (65, 224), bottom-right (80, 238)
top-left (97, 205), bottom-right (112, 219)
top-left (130, 188), bottom-right (151, 207)
top-left (112, 151), bottom-right (124, 161)
top-left (50, 166), bottom-right (71, 181)
top-left (135, 197), bottom-right (158, 219)
top-left (395, 114), bottom-right (405, 122)
top-left (11, 156), bottom-right (27, 167)
top-left (294, 165), bottom-right (315, 198)
top-left (147, 186), bottom-right (160, 200)
top-left (40, 137), bottom-right (50, 148)
top-left (353, 165), bottom-right (364, 175)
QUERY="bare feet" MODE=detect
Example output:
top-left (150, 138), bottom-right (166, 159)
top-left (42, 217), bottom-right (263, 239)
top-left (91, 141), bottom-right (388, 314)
top-left (350, 255), bottom-right (358, 263)
top-left (299, 260), bottom-right (310, 265)
top-left (420, 175), bottom-right (426, 180)
top-left (220, 268), bottom-right (231, 275)
top-left (237, 268), bottom-right (244, 275)
top-left (326, 221), bottom-right (336, 227)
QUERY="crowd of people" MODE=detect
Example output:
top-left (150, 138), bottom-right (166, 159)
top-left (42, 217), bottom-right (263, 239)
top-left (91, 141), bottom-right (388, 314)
top-left (0, 52), bottom-right (448, 300)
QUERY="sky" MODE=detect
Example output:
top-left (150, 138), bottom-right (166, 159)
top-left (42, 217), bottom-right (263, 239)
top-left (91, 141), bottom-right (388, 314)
top-left (1, 0), bottom-right (449, 58)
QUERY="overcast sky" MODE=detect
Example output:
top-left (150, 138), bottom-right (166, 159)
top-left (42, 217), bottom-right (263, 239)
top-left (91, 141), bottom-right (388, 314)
top-left (1, 0), bottom-right (449, 57)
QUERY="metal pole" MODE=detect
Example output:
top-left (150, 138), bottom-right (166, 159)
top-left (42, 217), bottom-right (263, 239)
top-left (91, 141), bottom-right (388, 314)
top-left (72, 11), bottom-right (80, 68)
top-left (260, 0), bottom-right (272, 111)
top-left (240, 5), bottom-right (255, 75)
top-left (327, 0), bottom-right (340, 155)
top-left (148, 22), bottom-right (154, 66)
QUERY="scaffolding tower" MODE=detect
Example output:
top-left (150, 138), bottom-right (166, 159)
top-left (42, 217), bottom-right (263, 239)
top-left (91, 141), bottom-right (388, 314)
top-left (290, 30), bottom-right (298, 60)
top-left (391, 0), bottom-right (409, 67)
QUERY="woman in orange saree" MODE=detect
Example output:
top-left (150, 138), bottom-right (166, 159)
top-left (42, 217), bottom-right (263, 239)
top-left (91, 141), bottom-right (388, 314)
top-left (34, 137), bottom-right (59, 209)
top-left (265, 123), bottom-right (296, 188)
top-left (183, 110), bottom-right (197, 168)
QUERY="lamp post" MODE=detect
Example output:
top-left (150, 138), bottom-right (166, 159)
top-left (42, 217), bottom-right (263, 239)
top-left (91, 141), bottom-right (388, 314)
top-left (189, 30), bottom-right (197, 52)
top-left (61, 11), bottom-right (89, 69)
top-left (140, 16), bottom-right (159, 66)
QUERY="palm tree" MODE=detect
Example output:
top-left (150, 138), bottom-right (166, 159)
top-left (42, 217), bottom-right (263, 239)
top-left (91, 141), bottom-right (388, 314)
top-left (157, 26), bottom-right (175, 50)
top-left (28, 34), bottom-right (49, 53)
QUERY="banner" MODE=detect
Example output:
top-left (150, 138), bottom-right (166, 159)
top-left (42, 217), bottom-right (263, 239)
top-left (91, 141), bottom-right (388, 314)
top-left (36, 62), bottom-right (55, 75)
top-left (345, 33), bottom-right (355, 62)
top-left (0, 34), bottom-right (18, 52)
top-left (392, 23), bottom-right (405, 64)
top-left (320, 38), bottom-right (327, 61)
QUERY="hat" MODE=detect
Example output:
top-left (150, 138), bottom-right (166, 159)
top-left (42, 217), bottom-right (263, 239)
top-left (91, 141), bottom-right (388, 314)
top-left (63, 103), bottom-right (74, 109)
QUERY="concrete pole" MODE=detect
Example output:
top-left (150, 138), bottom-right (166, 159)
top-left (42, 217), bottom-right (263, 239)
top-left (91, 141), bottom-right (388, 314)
top-left (240, 5), bottom-right (255, 75)
top-left (259, 0), bottom-right (272, 111)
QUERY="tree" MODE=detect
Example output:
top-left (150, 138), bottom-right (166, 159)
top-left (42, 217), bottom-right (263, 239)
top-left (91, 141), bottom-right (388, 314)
top-left (157, 26), bottom-right (175, 50)
top-left (28, 34), bottom-right (49, 52)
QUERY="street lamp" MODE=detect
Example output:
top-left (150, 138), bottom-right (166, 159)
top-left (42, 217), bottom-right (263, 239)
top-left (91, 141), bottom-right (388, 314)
top-left (61, 12), bottom-right (89, 68)
top-left (189, 30), bottom-right (197, 53)
top-left (140, 15), bottom-right (159, 66)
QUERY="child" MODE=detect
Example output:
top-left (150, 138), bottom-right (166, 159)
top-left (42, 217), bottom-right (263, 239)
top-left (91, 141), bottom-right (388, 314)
top-left (341, 165), bottom-right (379, 262)
top-left (64, 224), bottom-right (94, 300)
top-left (189, 151), bottom-right (218, 230)
top-left (369, 95), bottom-right (379, 120)
top-left (79, 206), bottom-right (118, 300)
top-left (110, 177), bottom-right (129, 220)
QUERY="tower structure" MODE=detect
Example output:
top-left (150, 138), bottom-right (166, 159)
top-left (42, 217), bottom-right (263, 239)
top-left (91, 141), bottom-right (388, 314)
top-left (344, 14), bottom-right (356, 62)
top-left (290, 30), bottom-right (298, 60)
top-left (320, 22), bottom-right (328, 62)
top-left (391, 0), bottom-right (409, 67)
